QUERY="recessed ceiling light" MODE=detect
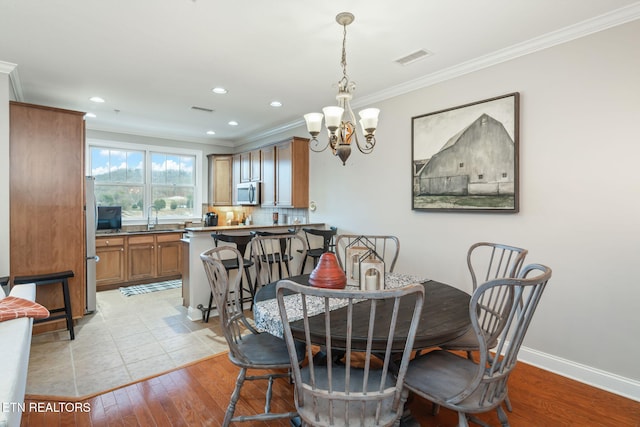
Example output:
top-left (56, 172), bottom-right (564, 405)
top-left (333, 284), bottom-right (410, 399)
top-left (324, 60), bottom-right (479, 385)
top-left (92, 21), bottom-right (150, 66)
top-left (212, 87), bottom-right (228, 94)
top-left (228, 121), bottom-right (239, 126)
top-left (89, 96), bottom-right (105, 103)
top-left (270, 101), bottom-right (283, 107)
top-left (84, 113), bottom-right (96, 119)
top-left (206, 130), bottom-right (216, 135)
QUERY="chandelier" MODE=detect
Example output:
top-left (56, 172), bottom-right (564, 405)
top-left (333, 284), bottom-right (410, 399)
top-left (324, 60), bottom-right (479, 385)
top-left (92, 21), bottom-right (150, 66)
top-left (304, 12), bottom-right (380, 165)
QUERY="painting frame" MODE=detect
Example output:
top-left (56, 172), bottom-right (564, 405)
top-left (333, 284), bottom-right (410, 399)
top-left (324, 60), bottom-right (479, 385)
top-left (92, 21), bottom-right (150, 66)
top-left (411, 92), bottom-right (519, 213)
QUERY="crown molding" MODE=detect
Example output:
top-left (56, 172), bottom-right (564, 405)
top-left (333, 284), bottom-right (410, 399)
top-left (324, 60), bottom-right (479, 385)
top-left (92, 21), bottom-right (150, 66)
top-left (0, 61), bottom-right (24, 102)
top-left (248, 3), bottom-right (640, 143)
top-left (354, 2), bottom-right (640, 108)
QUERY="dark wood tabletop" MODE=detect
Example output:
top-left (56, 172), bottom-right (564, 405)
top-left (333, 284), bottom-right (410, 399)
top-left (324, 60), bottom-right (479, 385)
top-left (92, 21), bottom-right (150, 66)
top-left (255, 274), bottom-right (471, 352)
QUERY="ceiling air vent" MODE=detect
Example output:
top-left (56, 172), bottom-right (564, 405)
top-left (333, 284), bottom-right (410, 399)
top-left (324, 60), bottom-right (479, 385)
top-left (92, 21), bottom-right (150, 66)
top-left (394, 49), bottom-right (432, 66)
top-left (191, 106), bottom-right (214, 113)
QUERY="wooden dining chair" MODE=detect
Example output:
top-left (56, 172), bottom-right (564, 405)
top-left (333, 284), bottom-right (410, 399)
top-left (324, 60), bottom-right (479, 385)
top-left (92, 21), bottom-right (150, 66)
top-left (335, 234), bottom-right (400, 273)
top-left (442, 242), bottom-right (528, 353)
top-left (203, 232), bottom-right (255, 321)
top-left (404, 264), bottom-right (552, 427)
top-left (251, 233), bottom-right (306, 290)
top-left (276, 280), bottom-right (424, 427)
top-left (440, 242), bottom-right (528, 412)
top-left (200, 246), bottom-right (304, 426)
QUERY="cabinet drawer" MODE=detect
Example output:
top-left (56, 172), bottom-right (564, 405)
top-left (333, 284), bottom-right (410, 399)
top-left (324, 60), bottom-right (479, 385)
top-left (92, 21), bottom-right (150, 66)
top-left (157, 232), bottom-right (182, 243)
top-left (96, 237), bottom-right (125, 247)
top-left (128, 235), bottom-right (155, 245)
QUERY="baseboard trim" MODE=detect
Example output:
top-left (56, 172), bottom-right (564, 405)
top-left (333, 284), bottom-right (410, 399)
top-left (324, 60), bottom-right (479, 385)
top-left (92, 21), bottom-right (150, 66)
top-left (518, 346), bottom-right (640, 402)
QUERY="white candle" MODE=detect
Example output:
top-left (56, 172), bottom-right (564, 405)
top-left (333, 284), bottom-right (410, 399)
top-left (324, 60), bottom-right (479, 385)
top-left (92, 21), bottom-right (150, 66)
top-left (352, 259), bottom-right (359, 281)
top-left (365, 273), bottom-right (378, 290)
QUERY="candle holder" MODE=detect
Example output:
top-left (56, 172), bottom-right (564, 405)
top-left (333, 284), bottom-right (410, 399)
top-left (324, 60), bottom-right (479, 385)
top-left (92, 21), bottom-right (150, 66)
top-left (359, 252), bottom-right (385, 290)
top-left (343, 235), bottom-right (378, 286)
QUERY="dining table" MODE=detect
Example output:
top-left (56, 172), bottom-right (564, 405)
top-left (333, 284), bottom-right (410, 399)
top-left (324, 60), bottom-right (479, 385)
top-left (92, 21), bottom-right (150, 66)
top-left (253, 272), bottom-right (472, 352)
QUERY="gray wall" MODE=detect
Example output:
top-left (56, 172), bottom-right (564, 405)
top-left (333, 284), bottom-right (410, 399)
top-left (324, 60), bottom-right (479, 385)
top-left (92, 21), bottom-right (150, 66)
top-left (255, 19), bottom-right (640, 399)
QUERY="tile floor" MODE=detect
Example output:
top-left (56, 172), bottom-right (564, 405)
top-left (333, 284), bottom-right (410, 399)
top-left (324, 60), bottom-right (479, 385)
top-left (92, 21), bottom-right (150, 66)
top-left (26, 285), bottom-right (231, 398)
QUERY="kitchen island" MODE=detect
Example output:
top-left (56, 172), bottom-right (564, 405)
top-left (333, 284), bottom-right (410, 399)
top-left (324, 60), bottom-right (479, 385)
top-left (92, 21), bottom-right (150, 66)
top-left (181, 223), bottom-right (324, 321)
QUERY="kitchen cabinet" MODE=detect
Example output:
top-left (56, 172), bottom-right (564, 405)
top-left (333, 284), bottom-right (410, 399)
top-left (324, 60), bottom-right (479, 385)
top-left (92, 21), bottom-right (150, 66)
top-left (261, 137), bottom-right (309, 208)
top-left (232, 154), bottom-right (241, 205)
top-left (208, 154), bottom-right (233, 205)
top-left (240, 149), bottom-right (261, 182)
top-left (9, 102), bottom-right (86, 330)
top-left (156, 233), bottom-right (182, 277)
top-left (261, 145), bottom-right (276, 207)
top-left (95, 237), bottom-right (126, 289)
top-left (127, 235), bottom-right (156, 281)
top-left (96, 232), bottom-right (183, 289)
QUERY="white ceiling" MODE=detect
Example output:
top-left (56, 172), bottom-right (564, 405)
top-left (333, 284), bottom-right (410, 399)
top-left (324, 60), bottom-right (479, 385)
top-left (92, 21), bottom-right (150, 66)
top-left (1, 0), bottom-right (639, 147)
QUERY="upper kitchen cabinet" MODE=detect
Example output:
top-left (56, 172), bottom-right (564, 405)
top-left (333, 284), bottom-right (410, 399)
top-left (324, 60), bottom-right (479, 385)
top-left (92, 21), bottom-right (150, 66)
top-left (240, 149), bottom-right (261, 182)
top-left (232, 154), bottom-right (241, 205)
top-left (261, 137), bottom-right (309, 208)
top-left (9, 102), bottom-right (86, 326)
top-left (208, 154), bottom-right (233, 205)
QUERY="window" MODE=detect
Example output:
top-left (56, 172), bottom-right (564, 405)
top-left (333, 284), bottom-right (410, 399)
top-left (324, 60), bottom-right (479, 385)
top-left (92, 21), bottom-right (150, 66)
top-left (89, 142), bottom-right (200, 222)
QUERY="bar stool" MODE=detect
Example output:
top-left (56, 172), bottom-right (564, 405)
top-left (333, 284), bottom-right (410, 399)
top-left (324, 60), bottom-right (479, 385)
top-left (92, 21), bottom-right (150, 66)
top-left (205, 232), bottom-right (255, 322)
top-left (300, 226), bottom-right (337, 273)
top-left (13, 270), bottom-right (75, 340)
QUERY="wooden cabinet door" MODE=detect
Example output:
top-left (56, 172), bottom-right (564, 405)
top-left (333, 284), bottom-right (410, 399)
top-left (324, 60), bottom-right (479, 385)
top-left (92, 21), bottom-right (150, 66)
top-left (240, 152), bottom-right (251, 182)
top-left (157, 233), bottom-right (182, 277)
top-left (232, 154), bottom-right (241, 205)
top-left (250, 149), bottom-right (261, 181)
top-left (208, 155), bottom-right (233, 205)
top-left (261, 145), bottom-right (276, 207)
top-left (275, 141), bottom-right (293, 207)
top-left (9, 102), bottom-right (86, 321)
top-left (128, 235), bottom-right (156, 280)
top-left (96, 237), bottom-right (125, 288)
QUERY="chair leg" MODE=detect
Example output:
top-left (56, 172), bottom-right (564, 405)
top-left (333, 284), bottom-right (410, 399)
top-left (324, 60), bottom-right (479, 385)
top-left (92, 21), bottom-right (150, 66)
top-left (496, 404), bottom-right (509, 427)
top-left (457, 412), bottom-right (470, 427)
top-left (223, 367), bottom-right (246, 427)
top-left (205, 292), bottom-right (214, 323)
top-left (300, 255), bottom-right (307, 274)
top-left (504, 394), bottom-right (513, 412)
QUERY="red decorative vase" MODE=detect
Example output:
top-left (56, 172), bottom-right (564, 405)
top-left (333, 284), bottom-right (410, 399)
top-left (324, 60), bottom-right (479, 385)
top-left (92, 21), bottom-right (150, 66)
top-left (309, 253), bottom-right (347, 289)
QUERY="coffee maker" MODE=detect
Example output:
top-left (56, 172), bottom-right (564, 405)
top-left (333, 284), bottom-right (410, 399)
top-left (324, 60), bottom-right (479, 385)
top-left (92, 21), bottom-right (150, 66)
top-left (205, 212), bottom-right (218, 226)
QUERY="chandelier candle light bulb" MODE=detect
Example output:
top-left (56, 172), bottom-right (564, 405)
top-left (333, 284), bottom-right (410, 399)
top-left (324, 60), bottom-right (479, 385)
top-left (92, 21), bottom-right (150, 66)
top-left (304, 12), bottom-right (380, 165)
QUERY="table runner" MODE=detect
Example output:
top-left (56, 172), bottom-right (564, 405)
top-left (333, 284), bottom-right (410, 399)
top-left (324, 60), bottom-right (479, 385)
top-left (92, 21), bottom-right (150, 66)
top-left (253, 272), bottom-right (426, 338)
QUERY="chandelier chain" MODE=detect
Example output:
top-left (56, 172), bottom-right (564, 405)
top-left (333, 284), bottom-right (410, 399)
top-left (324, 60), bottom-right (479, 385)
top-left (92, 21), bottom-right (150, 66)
top-left (341, 23), bottom-right (348, 81)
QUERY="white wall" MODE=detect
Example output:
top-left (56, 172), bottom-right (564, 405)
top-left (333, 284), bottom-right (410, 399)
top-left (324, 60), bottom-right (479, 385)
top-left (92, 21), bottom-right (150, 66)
top-left (257, 20), bottom-right (640, 398)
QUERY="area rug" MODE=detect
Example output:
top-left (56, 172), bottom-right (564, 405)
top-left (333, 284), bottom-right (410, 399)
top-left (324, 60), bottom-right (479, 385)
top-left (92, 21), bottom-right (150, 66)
top-left (119, 279), bottom-right (182, 297)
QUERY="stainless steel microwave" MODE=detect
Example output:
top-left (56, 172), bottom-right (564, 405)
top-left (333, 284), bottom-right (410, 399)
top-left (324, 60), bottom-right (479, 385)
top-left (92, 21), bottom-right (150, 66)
top-left (237, 182), bottom-right (260, 205)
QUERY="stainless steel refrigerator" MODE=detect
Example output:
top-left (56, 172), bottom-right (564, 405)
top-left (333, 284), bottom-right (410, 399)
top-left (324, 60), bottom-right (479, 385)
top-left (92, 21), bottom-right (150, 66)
top-left (85, 176), bottom-right (99, 313)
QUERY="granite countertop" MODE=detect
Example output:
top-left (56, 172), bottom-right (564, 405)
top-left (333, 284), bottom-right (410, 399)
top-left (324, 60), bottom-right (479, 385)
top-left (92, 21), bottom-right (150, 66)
top-left (184, 222), bottom-right (324, 233)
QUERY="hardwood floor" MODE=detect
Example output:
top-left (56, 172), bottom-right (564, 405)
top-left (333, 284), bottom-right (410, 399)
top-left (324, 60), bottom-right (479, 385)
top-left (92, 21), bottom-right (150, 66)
top-left (21, 352), bottom-right (640, 426)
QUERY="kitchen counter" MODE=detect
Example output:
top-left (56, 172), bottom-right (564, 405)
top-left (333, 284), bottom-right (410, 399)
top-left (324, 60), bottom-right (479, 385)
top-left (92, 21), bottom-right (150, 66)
top-left (184, 222), bottom-right (324, 234)
top-left (181, 222), bottom-right (325, 321)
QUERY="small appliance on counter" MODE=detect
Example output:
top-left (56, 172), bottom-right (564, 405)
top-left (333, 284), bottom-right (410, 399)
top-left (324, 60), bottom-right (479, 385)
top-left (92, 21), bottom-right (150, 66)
top-left (205, 212), bottom-right (218, 226)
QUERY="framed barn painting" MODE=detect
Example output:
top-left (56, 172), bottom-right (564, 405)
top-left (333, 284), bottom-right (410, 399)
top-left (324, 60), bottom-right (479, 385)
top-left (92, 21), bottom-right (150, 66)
top-left (412, 92), bottom-right (519, 213)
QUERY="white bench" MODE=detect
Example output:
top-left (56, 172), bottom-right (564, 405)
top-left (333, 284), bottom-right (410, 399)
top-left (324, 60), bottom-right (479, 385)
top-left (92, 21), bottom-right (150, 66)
top-left (0, 282), bottom-right (36, 427)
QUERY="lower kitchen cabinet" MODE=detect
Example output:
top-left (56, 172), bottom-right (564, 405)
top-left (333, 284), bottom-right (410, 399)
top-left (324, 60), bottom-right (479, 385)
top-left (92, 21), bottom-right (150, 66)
top-left (95, 237), bottom-right (126, 289)
top-left (127, 235), bottom-right (156, 281)
top-left (157, 233), bottom-right (182, 277)
top-left (96, 232), bottom-right (182, 290)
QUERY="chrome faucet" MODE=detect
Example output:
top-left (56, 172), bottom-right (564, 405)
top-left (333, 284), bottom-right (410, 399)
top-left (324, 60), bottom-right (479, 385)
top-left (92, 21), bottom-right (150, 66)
top-left (147, 206), bottom-right (158, 230)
